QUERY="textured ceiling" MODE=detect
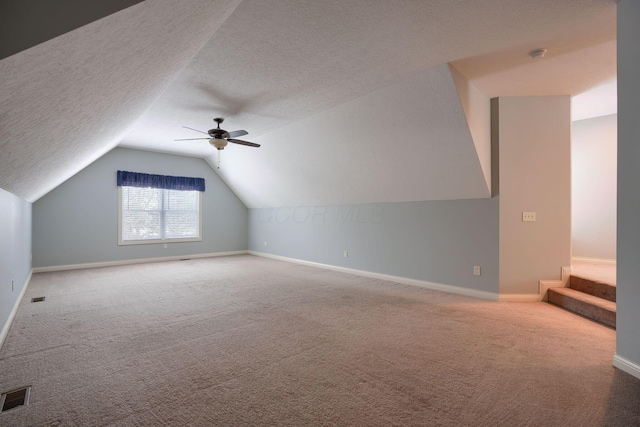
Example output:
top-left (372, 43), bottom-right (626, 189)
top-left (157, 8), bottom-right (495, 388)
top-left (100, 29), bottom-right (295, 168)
top-left (0, 0), bottom-right (617, 205)
top-left (0, 0), bottom-right (145, 60)
top-left (0, 0), bottom-right (242, 201)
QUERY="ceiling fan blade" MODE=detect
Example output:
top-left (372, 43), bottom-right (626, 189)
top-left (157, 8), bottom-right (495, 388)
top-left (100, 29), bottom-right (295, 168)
top-left (182, 126), bottom-right (209, 135)
top-left (174, 138), bottom-right (210, 141)
top-left (227, 138), bottom-right (260, 148)
top-left (228, 129), bottom-right (248, 138)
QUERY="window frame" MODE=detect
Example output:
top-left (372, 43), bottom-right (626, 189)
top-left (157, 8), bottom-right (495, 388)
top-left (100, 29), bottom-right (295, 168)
top-left (117, 186), bottom-right (203, 246)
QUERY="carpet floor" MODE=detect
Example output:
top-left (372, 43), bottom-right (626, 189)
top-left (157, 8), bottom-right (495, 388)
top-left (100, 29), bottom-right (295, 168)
top-left (0, 255), bottom-right (639, 426)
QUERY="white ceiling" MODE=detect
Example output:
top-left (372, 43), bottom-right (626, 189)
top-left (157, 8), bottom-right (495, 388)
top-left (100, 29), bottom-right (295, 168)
top-left (572, 78), bottom-right (618, 121)
top-left (0, 0), bottom-right (618, 206)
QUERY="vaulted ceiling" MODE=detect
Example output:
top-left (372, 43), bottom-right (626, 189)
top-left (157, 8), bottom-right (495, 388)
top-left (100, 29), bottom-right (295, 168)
top-left (0, 0), bottom-right (617, 207)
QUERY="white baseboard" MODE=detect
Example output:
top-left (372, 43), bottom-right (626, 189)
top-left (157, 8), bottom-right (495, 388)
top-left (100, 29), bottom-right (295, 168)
top-left (248, 251), bottom-right (499, 301)
top-left (613, 354), bottom-right (640, 380)
top-left (32, 251), bottom-right (248, 273)
top-left (0, 270), bottom-right (32, 351)
top-left (537, 280), bottom-right (564, 302)
top-left (572, 257), bottom-right (616, 266)
top-left (249, 252), bottom-right (579, 303)
top-left (562, 266), bottom-right (572, 285)
top-left (498, 293), bottom-right (542, 302)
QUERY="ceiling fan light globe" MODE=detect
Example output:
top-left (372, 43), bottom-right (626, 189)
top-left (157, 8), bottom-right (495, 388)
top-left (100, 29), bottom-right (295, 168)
top-left (209, 137), bottom-right (227, 150)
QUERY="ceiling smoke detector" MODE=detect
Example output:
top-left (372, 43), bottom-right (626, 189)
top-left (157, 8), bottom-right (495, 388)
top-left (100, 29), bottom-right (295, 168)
top-left (529, 48), bottom-right (547, 60)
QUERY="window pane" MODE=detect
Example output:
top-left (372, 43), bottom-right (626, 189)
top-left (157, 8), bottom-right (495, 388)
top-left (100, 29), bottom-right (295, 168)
top-left (164, 190), bottom-right (199, 239)
top-left (123, 187), bottom-right (162, 210)
top-left (121, 187), bottom-right (162, 241)
top-left (122, 211), bottom-right (161, 240)
top-left (165, 212), bottom-right (199, 238)
top-left (166, 190), bottom-right (198, 211)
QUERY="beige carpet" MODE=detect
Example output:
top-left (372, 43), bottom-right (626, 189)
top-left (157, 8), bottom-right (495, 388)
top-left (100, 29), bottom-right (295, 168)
top-left (0, 255), bottom-right (639, 426)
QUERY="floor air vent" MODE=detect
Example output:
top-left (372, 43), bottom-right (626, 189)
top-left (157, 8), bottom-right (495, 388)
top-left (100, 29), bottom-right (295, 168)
top-left (0, 386), bottom-right (31, 412)
top-left (31, 297), bottom-right (45, 303)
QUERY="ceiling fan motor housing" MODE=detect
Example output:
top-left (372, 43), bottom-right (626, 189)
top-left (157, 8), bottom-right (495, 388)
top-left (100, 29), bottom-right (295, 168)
top-left (208, 128), bottom-right (229, 138)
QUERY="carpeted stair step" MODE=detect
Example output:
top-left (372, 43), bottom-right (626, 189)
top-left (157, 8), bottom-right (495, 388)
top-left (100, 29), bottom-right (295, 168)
top-left (548, 287), bottom-right (616, 328)
top-left (569, 275), bottom-right (616, 302)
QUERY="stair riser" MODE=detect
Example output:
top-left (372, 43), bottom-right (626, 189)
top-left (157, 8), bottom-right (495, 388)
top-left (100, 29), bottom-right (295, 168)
top-left (570, 276), bottom-right (616, 302)
top-left (548, 291), bottom-right (616, 329)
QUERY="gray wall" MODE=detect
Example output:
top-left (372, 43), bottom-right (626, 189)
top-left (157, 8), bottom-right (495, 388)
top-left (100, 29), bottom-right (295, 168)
top-left (0, 187), bottom-right (32, 341)
top-left (249, 198), bottom-right (499, 294)
top-left (616, 0), bottom-right (640, 374)
top-left (33, 148), bottom-right (248, 268)
top-left (572, 114), bottom-right (617, 260)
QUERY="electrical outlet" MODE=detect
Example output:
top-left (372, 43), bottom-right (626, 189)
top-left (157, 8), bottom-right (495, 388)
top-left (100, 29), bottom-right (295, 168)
top-left (163, 243), bottom-right (168, 249)
top-left (473, 266), bottom-right (481, 276)
top-left (264, 240), bottom-right (268, 247)
top-left (344, 250), bottom-right (348, 258)
top-left (12, 280), bottom-right (14, 291)
top-left (522, 212), bottom-right (536, 222)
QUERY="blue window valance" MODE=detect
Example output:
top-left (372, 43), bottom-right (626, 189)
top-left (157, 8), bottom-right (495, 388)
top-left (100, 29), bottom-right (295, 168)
top-left (117, 170), bottom-right (205, 191)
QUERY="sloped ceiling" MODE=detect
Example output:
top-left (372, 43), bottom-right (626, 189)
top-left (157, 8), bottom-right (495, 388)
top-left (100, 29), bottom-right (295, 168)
top-left (0, 0), bottom-right (617, 206)
top-left (0, 0), bottom-right (145, 60)
top-left (212, 64), bottom-right (490, 207)
top-left (0, 0), bottom-right (243, 202)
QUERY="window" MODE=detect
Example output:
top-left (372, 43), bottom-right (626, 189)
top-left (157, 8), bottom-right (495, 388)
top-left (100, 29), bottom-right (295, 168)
top-left (117, 170), bottom-right (204, 245)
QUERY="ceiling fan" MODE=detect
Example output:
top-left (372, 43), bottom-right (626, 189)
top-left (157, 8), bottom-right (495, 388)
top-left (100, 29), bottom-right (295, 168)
top-left (175, 117), bottom-right (260, 150)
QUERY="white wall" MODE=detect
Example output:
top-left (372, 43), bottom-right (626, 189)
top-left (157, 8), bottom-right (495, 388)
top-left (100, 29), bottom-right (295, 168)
top-left (572, 114), bottom-right (617, 260)
top-left (0, 187), bottom-right (32, 348)
top-left (615, 0), bottom-right (640, 380)
top-left (450, 65), bottom-right (492, 193)
top-left (496, 96), bottom-right (572, 294)
top-left (32, 148), bottom-right (248, 268)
